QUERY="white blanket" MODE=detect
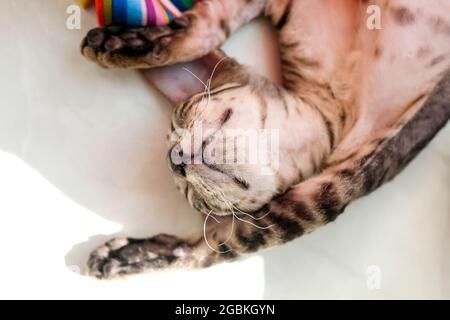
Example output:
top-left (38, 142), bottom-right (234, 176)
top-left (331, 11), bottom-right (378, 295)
top-left (0, 0), bottom-right (448, 299)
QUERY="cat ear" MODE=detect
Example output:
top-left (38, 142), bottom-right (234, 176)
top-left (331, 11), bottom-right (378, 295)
top-left (141, 50), bottom-right (243, 105)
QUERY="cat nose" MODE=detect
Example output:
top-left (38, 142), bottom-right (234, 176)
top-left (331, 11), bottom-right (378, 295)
top-left (167, 146), bottom-right (186, 177)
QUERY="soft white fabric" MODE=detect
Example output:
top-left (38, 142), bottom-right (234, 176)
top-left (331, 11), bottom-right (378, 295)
top-left (0, 0), bottom-right (448, 299)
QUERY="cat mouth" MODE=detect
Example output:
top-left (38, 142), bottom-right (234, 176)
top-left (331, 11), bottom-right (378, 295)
top-left (188, 184), bottom-right (233, 216)
top-left (181, 170), bottom-right (242, 216)
top-left (203, 163), bottom-right (250, 190)
top-left (167, 145), bottom-right (249, 191)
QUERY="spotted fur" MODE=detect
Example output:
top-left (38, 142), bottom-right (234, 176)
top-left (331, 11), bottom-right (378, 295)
top-left (82, 0), bottom-right (450, 278)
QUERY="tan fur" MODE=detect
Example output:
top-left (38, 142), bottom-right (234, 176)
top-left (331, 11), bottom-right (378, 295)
top-left (81, 0), bottom-right (450, 278)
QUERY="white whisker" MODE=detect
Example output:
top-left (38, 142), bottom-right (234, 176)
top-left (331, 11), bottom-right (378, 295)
top-left (203, 210), bottom-right (232, 254)
top-left (215, 188), bottom-right (272, 221)
top-left (182, 67), bottom-right (208, 89)
top-left (231, 206), bottom-right (275, 230)
top-left (215, 190), bottom-right (274, 230)
top-left (218, 214), bottom-right (235, 246)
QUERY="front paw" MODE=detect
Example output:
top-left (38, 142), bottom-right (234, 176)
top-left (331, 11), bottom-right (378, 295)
top-left (81, 17), bottom-right (190, 69)
top-left (87, 234), bottom-right (192, 279)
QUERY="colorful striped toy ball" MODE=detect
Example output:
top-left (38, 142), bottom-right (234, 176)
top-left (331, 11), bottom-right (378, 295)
top-left (96, 0), bottom-right (200, 27)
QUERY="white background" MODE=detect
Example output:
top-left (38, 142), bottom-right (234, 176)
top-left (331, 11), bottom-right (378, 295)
top-left (0, 0), bottom-right (449, 299)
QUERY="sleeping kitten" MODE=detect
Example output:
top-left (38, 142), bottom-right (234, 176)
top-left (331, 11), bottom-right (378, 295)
top-left (81, 0), bottom-right (450, 278)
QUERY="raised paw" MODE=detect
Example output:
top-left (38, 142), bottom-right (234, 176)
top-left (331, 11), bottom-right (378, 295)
top-left (81, 17), bottom-right (191, 69)
top-left (87, 234), bottom-right (193, 279)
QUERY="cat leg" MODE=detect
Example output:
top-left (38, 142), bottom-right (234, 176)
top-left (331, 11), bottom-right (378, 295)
top-left (87, 212), bottom-right (271, 278)
top-left (81, 0), bottom-right (267, 69)
top-left (87, 234), bottom-right (204, 278)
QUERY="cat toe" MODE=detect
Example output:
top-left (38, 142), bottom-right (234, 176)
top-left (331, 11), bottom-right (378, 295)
top-left (81, 21), bottom-right (189, 68)
top-left (87, 235), bottom-right (189, 279)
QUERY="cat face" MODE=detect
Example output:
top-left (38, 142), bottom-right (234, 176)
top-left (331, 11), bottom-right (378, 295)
top-left (167, 84), bottom-right (282, 216)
